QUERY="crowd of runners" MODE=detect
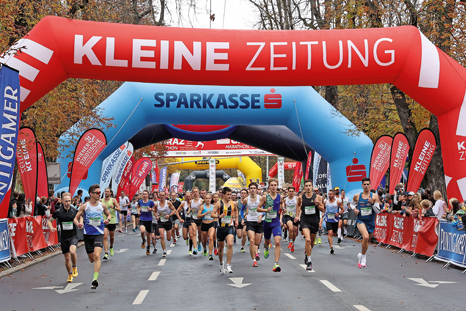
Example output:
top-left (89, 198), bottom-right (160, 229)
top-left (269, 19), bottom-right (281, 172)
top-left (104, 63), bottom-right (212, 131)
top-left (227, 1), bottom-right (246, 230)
top-left (48, 177), bottom-right (381, 289)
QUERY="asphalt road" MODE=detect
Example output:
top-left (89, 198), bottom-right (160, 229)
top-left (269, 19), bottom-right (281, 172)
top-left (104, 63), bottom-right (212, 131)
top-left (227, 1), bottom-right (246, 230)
top-left (0, 230), bottom-right (464, 311)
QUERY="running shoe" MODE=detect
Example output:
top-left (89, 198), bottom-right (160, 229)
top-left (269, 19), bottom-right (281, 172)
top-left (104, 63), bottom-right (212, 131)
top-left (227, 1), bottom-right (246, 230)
top-left (337, 237), bottom-right (342, 244)
top-left (241, 247), bottom-right (245, 253)
top-left (330, 247), bottom-right (334, 254)
top-left (193, 249), bottom-right (198, 255)
top-left (103, 253), bottom-right (109, 260)
top-left (306, 260), bottom-right (313, 271)
top-left (248, 241), bottom-right (250, 246)
top-left (226, 264), bottom-right (233, 274)
top-left (153, 248), bottom-right (157, 254)
top-left (174, 238), bottom-right (177, 245)
top-left (357, 253), bottom-right (363, 269)
top-left (317, 237), bottom-right (322, 244)
top-left (91, 279), bottom-right (99, 290)
top-left (72, 266), bottom-right (78, 278)
top-left (361, 255), bottom-right (367, 267)
top-left (255, 253), bottom-right (260, 261)
top-left (110, 247), bottom-right (114, 256)
top-left (163, 251), bottom-right (167, 257)
top-left (214, 248), bottom-right (218, 256)
top-left (220, 262), bottom-right (225, 274)
top-left (198, 244), bottom-right (202, 252)
top-left (118, 229), bottom-right (123, 233)
top-left (272, 264), bottom-right (281, 272)
top-left (146, 247), bottom-right (150, 255)
top-left (67, 274), bottom-right (73, 283)
top-left (132, 228), bottom-right (136, 232)
top-left (141, 239), bottom-right (146, 249)
top-left (287, 242), bottom-right (292, 249)
top-left (253, 260), bottom-right (258, 267)
top-left (264, 248), bottom-right (270, 259)
top-left (189, 251), bottom-right (192, 255)
top-left (208, 255), bottom-right (214, 261)
top-left (203, 249), bottom-right (208, 257)
top-left (290, 244), bottom-right (295, 253)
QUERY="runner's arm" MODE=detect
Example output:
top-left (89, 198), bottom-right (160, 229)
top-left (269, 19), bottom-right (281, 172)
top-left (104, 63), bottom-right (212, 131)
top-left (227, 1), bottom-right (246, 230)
top-left (113, 198), bottom-right (121, 212)
top-left (316, 195), bottom-right (325, 212)
top-left (102, 203), bottom-right (112, 223)
top-left (168, 202), bottom-right (176, 217)
top-left (257, 196), bottom-right (269, 212)
top-left (296, 196), bottom-right (302, 219)
top-left (211, 202), bottom-right (220, 218)
top-left (74, 204), bottom-right (86, 227)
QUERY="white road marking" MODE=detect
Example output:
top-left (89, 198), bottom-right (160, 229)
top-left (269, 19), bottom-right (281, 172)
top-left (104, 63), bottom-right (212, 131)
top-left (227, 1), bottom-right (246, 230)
top-left (33, 286), bottom-right (63, 290)
top-left (167, 250), bottom-right (172, 255)
top-left (320, 280), bottom-right (341, 292)
top-left (408, 278), bottom-right (457, 288)
top-left (132, 290), bottom-right (149, 305)
top-left (170, 243), bottom-right (175, 247)
top-left (55, 283), bottom-right (82, 294)
top-left (148, 271), bottom-right (160, 281)
top-left (158, 259), bottom-right (166, 266)
top-left (228, 277), bottom-right (251, 288)
top-left (299, 264), bottom-right (315, 273)
top-left (116, 248), bottom-right (129, 253)
top-left (354, 305), bottom-right (371, 311)
top-left (284, 253), bottom-right (296, 260)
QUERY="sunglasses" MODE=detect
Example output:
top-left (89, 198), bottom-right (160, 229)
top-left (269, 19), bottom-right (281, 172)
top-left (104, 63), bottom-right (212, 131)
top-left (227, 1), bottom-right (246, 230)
top-left (92, 191), bottom-right (101, 195)
top-left (313, 190), bottom-right (319, 193)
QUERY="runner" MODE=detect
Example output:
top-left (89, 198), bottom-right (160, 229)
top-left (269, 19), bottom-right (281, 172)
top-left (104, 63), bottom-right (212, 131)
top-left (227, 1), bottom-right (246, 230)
top-left (243, 182), bottom-right (263, 267)
top-left (130, 195), bottom-right (139, 232)
top-left (337, 189), bottom-right (350, 242)
top-left (118, 191), bottom-right (130, 233)
top-left (238, 189), bottom-right (248, 253)
top-left (313, 187), bottom-right (322, 245)
top-left (296, 180), bottom-right (324, 271)
top-left (180, 191), bottom-right (192, 253)
top-left (48, 192), bottom-right (79, 282)
top-left (211, 187), bottom-right (238, 274)
top-left (200, 189), bottom-right (207, 200)
top-left (211, 193), bottom-right (219, 256)
top-left (257, 178), bottom-right (283, 272)
top-left (187, 187), bottom-right (203, 255)
top-left (198, 194), bottom-right (215, 260)
top-left (170, 192), bottom-right (182, 243)
top-left (323, 189), bottom-right (343, 254)
top-left (75, 184), bottom-right (112, 289)
top-left (102, 188), bottom-right (121, 260)
top-left (353, 177), bottom-right (381, 268)
top-left (150, 203), bottom-right (159, 254)
top-left (137, 190), bottom-right (156, 255)
top-left (282, 187), bottom-right (298, 253)
top-left (155, 191), bottom-right (177, 257)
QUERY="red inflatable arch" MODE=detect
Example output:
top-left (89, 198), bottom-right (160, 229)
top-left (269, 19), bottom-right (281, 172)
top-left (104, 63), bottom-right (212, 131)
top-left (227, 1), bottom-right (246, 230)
top-left (2, 16), bottom-right (465, 200)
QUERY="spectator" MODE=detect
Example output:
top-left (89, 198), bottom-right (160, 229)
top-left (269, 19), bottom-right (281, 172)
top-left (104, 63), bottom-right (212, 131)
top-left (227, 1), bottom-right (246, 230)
top-left (77, 189), bottom-right (83, 203)
top-left (432, 190), bottom-right (447, 220)
top-left (408, 198), bottom-right (421, 218)
top-left (446, 198), bottom-right (462, 221)
top-left (83, 196), bottom-right (90, 203)
top-left (37, 196), bottom-right (49, 217)
top-left (8, 191), bottom-right (19, 218)
top-left (420, 199), bottom-right (435, 217)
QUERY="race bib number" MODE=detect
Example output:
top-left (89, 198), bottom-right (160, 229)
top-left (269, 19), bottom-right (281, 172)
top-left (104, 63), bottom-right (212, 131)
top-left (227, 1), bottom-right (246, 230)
top-left (160, 216), bottom-right (168, 222)
top-left (192, 214), bottom-right (198, 220)
top-left (266, 212), bottom-right (277, 219)
top-left (327, 213), bottom-right (335, 220)
top-left (249, 209), bottom-right (257, 216)
top-left (305, 206), bottom-right (316, 215)
top-left (90, 217), bottom-right (101, 227)
top-left (361, 207), bottom-right (372, 216)
top-left (222, 216), bottom-right (231, 224)
top-left (141, 206), bottom-right (148, 213)
top-left (62, 221), bottom-right (73, 230)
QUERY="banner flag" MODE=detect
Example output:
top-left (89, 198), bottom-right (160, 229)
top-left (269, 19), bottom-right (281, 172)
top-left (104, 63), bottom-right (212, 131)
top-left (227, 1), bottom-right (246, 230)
top-left (277, 157), bottom-right (285, 188)
top-left (112, 142), bottom-right (133, 195)
top-left (268, 162), bottom-right (297, 178)
top-left (37, 142), bottom-right (49, 198)
top-left (313, 152), bottom-right (321, 186)
top-left (26, 216), bottom-right (47, 252)
top-left (178, 182), bottom-right (184, 192)
top-left (327, 162), bottom-right (332, 192)
top-left (16, 127), bottom-right (38, 213)
top-left (151, 163), bottom-right (158, 184)
top-left (406, 128), bottom-right (436, 192)
top-left (117, 156), bottom-right (134, 196)
top-left (292, 162), bottom-right (302, 191)
top-left (100, 143), bottom-right (126, 193)
top-left (369, 135), bottom-right (393, 190)
top-left (0, 218), bottom-right (11, 263)
top-left (159, 166), bottom-right (168, 191)
top-left (304, 151), bottom-right (313, 181)
top-left (314, 153), bottom-right (328, 194)
top-left (209, 159), bottom-right (216, 193)
top-left (0, 65), bottom-right (20, 218)
top-left (8, 217), bottom-right (28, 257)
top-left (389, 133), bottom-right (409, 194)
top-left (129, 158), bottom-right (152, 198)
top-left (170, 172), bottom-right (181, 193)
top-left (69, 128), bottom-right (107, 196)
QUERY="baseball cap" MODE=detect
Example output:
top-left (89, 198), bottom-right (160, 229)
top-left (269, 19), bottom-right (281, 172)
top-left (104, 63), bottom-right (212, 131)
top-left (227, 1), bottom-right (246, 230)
top-left (408, 191), bottom-right (415, 196)
top-left (334, 187), bottom-right (340, 191)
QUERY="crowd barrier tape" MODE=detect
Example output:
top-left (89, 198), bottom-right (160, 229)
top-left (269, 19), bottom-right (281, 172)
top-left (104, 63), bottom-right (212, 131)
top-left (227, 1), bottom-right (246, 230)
top-left (435, 220), bottom-right (466, 269)
top-left (374, 213), bottom-right (438, 257)
top-left (7, 216), bottom-right (58, 258)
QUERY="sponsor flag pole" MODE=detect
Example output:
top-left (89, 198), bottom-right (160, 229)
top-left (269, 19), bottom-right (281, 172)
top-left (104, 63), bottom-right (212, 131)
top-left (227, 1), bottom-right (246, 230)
top-left (369, 135), bottom-right (393, 191)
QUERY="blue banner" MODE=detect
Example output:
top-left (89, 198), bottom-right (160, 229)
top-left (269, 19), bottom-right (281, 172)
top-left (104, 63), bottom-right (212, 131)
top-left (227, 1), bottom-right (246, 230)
top-left (0, 218), bottom-right (11, 263)
top-left (0, 65), bottom-right (20, 205)
top-left (159, 166), bottom-right (168, 190)
top-left (435, 220), bottom-right (466, 268)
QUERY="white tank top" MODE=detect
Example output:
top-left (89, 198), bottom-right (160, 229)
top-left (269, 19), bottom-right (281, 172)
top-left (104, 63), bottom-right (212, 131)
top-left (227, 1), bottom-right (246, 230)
top-left (285, 196), bottom-right (297, 216)
top-left (191, 198), bottom-right (202, 220)
top-left (157, 200), bottom-right (170, 222)
top-left (246, 196), bottom-right (260, 222)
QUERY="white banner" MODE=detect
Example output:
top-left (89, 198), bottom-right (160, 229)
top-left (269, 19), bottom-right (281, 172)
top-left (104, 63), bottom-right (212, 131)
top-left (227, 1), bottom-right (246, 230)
top-left (170, 172), bottom-right (180, 193)
top-left (313, 152), bottom-right (321, 186)
top-left (100, 143), bottom-right (127, 192)
top-left (209, 158), bottom-right (216, 193)
top-left (327, 162), bottom-right (332, 192)
top-left (112, 142), bottom-right (134, 195)
top-left (277, 157), bottom-right (285, 188)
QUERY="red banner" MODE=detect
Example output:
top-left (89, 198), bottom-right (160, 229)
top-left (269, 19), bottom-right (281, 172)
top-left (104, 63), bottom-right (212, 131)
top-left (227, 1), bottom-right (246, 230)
top-left (16, 127), bottom-right (38, 212)
top-left (269, 162), bottom-right (297, 178)
top-left (118, 156), bottom-right (135, 196)
top-left (178, 182), bottom-right (184, 192)
top-left (305, 151), bottom-right (312, 180)
top-left (69, 128), bottom-right (107, 196)
top-left (406, 129), bottom-right (436, 193)
top-left (369, 135), bottom-right (392, 190)
top-left (152, 184), bottom-right (159, 193)
top-left (292, 162), bottom-right (303, 191)
top-left (129, 158), bottom-right (152, 199)
top-left (8, 217), bottom-right (28, 257)
top-left (41, 216), bottom-right (59, 247)
top-left (389, 133), bottom-right (409, 194)
top-left (374, 213), bottom-right (438, 256)
top-left (37, 142), bottom-right (49, 198)
top-left (26, 216), bottom-right (47, 252)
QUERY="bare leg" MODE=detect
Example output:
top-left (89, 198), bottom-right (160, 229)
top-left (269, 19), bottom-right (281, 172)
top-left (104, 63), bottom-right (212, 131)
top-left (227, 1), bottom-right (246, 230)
top-left (226, 234), bottom-right (234, 265)
top-left (64, 253), bottom-right (72, 274)
top-left (274, 235), bottom-right (281, 263)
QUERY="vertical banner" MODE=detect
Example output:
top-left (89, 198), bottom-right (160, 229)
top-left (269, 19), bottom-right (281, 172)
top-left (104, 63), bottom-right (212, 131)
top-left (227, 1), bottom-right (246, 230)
top-left (100, 143), bottom-right (126, 192)
top-left (327, 162), bottom-right (332, 192)
top-left (406, 129), bottom-right (436, 192)
top-left (0, 65), bottom-right (20, 218)
top-left (129, 158), bottom-right (152, 198)
top-left (277, 157), bottom-right (285, 188)
top-left (16, 127), bottom-right (38, 212)
top-left (159, 166), bottom-right (168, 191)
top-left (389, 133), bottom-right (409, 194)
top-left (37, 142), bottom-right (49, 198)
top-left (313, 152), bottom-right (321, 186)
top-left (118, 156), bottom-right (134, 195)
top-left (209, 158), bottom-right (216, 193)
top-left (0, 218), bottom-right (11, 263)
top-left (314, 153), bottom-right (328, 194)
top-left (369, 135), bottom-right (393, 190)
top-left (170, 172), bottom-right (180, 193)
top-left (178, 182), bottom-right (184, 192)
top-left (69, 128), bottom-right (107, 196)
top-left (292, 162), bottom-right (302, 191)
top-left (113, 146), bottom-right (134, 195)
top-left (304, 151), bottom-right (313, 180)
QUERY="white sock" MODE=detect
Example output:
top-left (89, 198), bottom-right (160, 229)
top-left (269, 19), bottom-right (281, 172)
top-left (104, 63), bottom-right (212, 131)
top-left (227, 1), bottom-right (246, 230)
top-left (337, 228), bottom-right (342, 238)
top-left (307, 255), bottom-right (312, 262)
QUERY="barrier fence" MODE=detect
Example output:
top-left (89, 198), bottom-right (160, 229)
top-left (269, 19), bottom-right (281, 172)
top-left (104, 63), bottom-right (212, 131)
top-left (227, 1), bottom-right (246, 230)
top-left (435, 220), bottom-right (466, 271)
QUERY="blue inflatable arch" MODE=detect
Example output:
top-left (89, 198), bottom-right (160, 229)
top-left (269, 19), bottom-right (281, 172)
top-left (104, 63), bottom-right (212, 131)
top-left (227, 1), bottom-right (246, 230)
top-left (56, 83), bottom-right (373, 198)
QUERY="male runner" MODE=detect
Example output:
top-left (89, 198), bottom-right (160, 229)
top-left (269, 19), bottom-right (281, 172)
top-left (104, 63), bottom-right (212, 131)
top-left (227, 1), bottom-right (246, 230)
top-left (338, 189), bottom-right (350, 242)
top-left (179, 192), bottom-right (192, 252)
top-left (75, 184), bottom-right (111, 289)
top-left (323, 189), bottom-right (343, 254)
top-left (282, 187), bottom-right (298, 252)
top-left (137, 190), bottom-right (156, 255)
top-left (313, 187), bottom-right (322, 244)
top-left (102, 188), bottom-right (121, 260)
top-left (296, 180), bottom-right (324, 270)
top-left (211, 193), bottom-right (220, 256)
top-left (130, 195), bottom-right (139, 232)
top-left (188, 187), bottom-right (203, 255)
top-left (200, 189), bottom-right (207, 200)
top-left (48, 192), bottom-right (79, 282)
top-left (170, 192), bottom-right (182, 242)
top-left (211, 187), bottom-right (238, 274)
top-left (155, 191), bottom-right (177, 257)
top-left (118, 191), bottom-right (130, 233)
top-left (198, 194), bottom-right (215, 259)
top-left (243, 182), bottom-right (263, 267)
top-left (238, 189), bottom-right (248, 253)
top-left (257, 178), bottom-right (282, 272)
top-left (353, 177), bottom-right (381, 268)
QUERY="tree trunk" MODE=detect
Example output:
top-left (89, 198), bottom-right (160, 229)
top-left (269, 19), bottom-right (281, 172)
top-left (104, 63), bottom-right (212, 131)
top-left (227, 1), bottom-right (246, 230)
top-left (390, 85), bottom-right (418, 148)
top-left (324, 85), bottom-right (338, 107)
top-left (424, 114), bottom-right (447, 197)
